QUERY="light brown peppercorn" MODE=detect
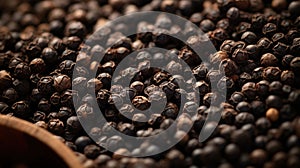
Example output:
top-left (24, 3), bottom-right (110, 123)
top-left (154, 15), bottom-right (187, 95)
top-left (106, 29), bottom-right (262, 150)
top-left (266, 108), bottom-right (279, 122)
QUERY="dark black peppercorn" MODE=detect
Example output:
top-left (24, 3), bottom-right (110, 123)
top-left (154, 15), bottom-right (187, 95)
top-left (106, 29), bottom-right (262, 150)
top-left (12, 100), bottom-right (30, 119)
top-left (266, 95), bottom-right (283, 109)
top-left (236, 101), bottom-right (252, 113)
top-left (272, 33), bottom-right (285, 43)
top-left (48, 118), bottom-right (64, 135)
top-left (257, 37), bottom-right (273, 51)
top-left (14, 62), bottom-right (31, 79)
top-left (226, 7), bottom-right (239, 20)
top-left (232, 49), bottom-right (248, 64)
top-left (37, 76), bottom-right (54, 93)
top-left (65, 21), bottom-right (86, 39)
top-left (41, 47), bottom-right (58, 63)
top-left (269, 81), bottom-right (283, 95)
top-left (241, 31), bottom-right (257, 44)
top-left (290, 57), bottom-right (300, 75)
top-left (199, 19), bottom-right (215, 32)
top-left (272, 42), bottom-right (289, 56)
top-left (0, 102), bottom-right (10, 114)
top-left (251, 100), bottom-right (266, 117)
top-left (37, 98), bottom-right (51, 113)
top-left (262, 23), bottom-right (277, 36)
top-left (235, 112), bottom-right (255, 127)
top-left (84, 145), bottom-right (101, 159)
top-left (75, 136), bottom-right (93, 152)
top-left (2, 87), bottom-right (18, 104)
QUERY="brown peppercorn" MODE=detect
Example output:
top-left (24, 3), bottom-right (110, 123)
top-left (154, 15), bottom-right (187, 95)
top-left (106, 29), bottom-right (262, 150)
top-left (53, 74), bottom-right (71, 92)
top-left (260, 53), bottom-right (278, 67)
top-left (266, 108), bottom-right (279, 122)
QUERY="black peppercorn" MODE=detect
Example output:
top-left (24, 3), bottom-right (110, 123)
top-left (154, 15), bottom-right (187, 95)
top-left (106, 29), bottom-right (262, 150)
top-left (0, 70), bottom-right (12, 91)
top-left (288, 90), bottom-right (300, 108)
top-left (241, 31), bottom-right (257, 44)
top-left (29, 58), bottom-right (46, 73)
top-left (199, 19), bottom-right (215, 32)
top-left (236, 101), bottom-right (252, 113)
top-left (2, 87), bottom-right (18, 104)
top-left (257, 37), bottom-right (273, 51)
top-left (48, 118), bottom-right (64, 135)
top-left (269, 81), bottom-right (283, 95)
top-left (290, 57), bottom-right (300, 75)
top-left (41, 47), bottom-right (58, 63)
top-left (75, 136), bottom-right (93, 152)
top-left (84, 145), bottom-right (101, 159)
top-left (37, 76), bottom-right (54, 93)
top-left (0, 102), bottom-right (10, 114)
top-left (37, 98), bottom-right (51, 113)
top-left (241, 82), bottom-right (257, 100)
top-left (288, 1), bottom-right (300, 18)
top-left (12, 100), bottom-right (30, 119)
top-left (266, 95), bottom-right (283, 109)
top-left (232, 49), bottom-right (248, 64)
top-left (262, 66), bottom-right (282, 81)
top-left (272, 33), bottom-right (285, 43)
top-left (65, 21), bottom-right (86, 39)
top-left (272, 42), bottom-right (289, 56)
top-left (219, 58), bottom-right (238, 76)
top-left (235, 112), bottom-right (255, 127)
top-left (262, 23), bottom-right (277, 36)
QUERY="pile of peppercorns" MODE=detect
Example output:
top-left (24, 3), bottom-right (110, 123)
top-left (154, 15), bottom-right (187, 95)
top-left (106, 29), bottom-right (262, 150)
top-left (1, 0), bottom-right (300, 167)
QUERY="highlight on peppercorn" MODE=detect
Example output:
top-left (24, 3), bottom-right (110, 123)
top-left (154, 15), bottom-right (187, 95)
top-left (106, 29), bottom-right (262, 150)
top-left (72, 11), bottom-right (226, 157)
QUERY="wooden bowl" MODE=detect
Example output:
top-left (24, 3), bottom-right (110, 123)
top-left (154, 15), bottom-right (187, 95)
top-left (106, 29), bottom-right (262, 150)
top-left (0, 115), bottom-right (83, 168)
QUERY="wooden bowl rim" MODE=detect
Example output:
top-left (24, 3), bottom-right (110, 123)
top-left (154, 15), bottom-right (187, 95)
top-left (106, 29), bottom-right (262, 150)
top-left (0, 115), bottom-right (83, 168)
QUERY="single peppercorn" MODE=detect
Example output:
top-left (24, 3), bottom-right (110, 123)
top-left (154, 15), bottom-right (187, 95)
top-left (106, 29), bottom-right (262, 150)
top-left (290, 57), bottom-right (300, 75)
top-left (260, 53), bottom-right (278, 67)
top-left (53, 74), bottom-right (71, 92)
top-left (12, 101), bottom-right (30, 119)
top-left (262, 67), bottom-right (282, 81)
top-left (48, 118), bottom-right (64, 135)
top-left (37, 76), bottom-right (54, 93)
top-left (266, 95), bottom-right (283, 109)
